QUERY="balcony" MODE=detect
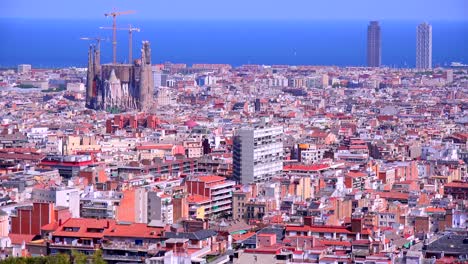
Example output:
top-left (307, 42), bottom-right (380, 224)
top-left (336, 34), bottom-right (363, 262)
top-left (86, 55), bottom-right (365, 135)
top-left (288, 259), bottom-right (318, 263)
top-left (49, 241), bottom-right (98, 250)
top-left (81, 203), bottom-right (112, 209)
top-left (211, 193), bottom-right (232, 201)
top-left (211, 205), bottom-right (231, 213)
top-left (81, 211), bottom-right (114, 218)
top-left (211, 188), bottom-right (233, 196)
top-left (102, 241), bottom-right (159, 252)
top-left (211, 199), bottom-right (232, 207)
top-left (210, 182), bottom-right (235, 190)
top-left (103, 254), bottom-right (145, 262)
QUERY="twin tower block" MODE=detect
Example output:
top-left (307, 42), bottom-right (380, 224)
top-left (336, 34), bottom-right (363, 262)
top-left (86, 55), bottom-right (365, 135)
top-left (85, 41), bottom-right (154, 112)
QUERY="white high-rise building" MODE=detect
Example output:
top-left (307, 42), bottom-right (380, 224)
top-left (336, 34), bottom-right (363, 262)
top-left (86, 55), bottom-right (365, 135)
top-left (17, 64), bottom-right (32, 74)
top-left (233, 121), bottom-right (283, 184)
top-left (416, 22), bottom-right (432, 70)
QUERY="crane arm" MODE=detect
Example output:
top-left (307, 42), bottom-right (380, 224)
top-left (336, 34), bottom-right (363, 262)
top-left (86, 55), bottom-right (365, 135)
top-left (104, 10), bottom-right (136, 17)
top-left (99, 26), bottom-right (141, 31)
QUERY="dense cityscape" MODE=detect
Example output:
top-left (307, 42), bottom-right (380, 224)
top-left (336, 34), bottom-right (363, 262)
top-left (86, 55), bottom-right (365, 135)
top-left (0, 2), bottom-right (468, 264)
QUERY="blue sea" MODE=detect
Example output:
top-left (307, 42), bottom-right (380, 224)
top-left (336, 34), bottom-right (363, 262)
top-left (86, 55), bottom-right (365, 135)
top-left (0, 18), bottom-right (467, 68)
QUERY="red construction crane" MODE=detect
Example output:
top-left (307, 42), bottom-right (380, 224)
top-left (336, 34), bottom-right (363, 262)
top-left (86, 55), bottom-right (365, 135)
top-left (100, 25), bottom-right (140, 64)
top-left (104, 9), bottom-right (136, 64)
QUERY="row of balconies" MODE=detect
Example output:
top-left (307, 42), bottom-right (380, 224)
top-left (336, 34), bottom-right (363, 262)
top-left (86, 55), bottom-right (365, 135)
top-left (103, 254), bottom-right (144, 262)
top-left (211, 199), bottom-right (232, 208)
top-left (211, 204), bottom-right (232, 213)
top-left (50, 241), bottom-right (98, 249)
top-left (211, 187), bottom-right (234, 196)
top-left (81, 203), bottom-right (112, 209)
top-left (211, 193), bottom-right (232, 201)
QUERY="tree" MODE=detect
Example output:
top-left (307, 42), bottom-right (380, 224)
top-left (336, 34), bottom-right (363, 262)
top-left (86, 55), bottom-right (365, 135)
top-left (91, 250), bottom-right (106, 264)
top-left (71, 250), bottom-right (87, 264)
top-left (1, 255), bottom-right (70, 264)
top-left (46, 254), bottom-right (70, 264)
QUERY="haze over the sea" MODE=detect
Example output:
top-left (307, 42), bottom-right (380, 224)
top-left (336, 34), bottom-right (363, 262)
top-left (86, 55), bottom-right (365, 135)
top-left (0, 18), bottom-right (467, 68)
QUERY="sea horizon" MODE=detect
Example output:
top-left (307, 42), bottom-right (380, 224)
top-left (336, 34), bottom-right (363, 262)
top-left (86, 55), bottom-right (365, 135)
top-left (1, 18), bottom-right (467, 68)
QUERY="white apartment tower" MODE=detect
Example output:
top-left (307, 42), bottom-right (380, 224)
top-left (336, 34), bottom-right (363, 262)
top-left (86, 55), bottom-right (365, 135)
top-left (416, 22), bottom-right (432, 70)
top-left (233, 121), bottom-right (283, 184)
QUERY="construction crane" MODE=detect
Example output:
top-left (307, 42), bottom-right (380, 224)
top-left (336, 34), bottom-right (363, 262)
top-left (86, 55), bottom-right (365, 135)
top-left (99, 25), bottom-right (140, 63)
top-left (79, 37), bottom-right (106, 52)
top-left (104, 9), bottom-right (136, 64)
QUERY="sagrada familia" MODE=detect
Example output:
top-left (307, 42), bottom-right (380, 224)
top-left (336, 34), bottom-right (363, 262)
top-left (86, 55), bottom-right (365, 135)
top-left (85, 41), bottom-right (153, 112)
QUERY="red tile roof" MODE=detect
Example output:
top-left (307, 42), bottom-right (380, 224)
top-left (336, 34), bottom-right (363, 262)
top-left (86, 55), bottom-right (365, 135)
top-left (374, 191), bottom-right (409, 200)
top-left (9, 234), bottom-right (36, 245)
top-left (425, 207), bottom-right (446, 213)
top-left (286, 225), bottom-right (352, 234)
top-left (346, 172), bottom-right (367, 178)
top-left (319, 239), bottom-right (352, 247)
top-left (444, 181), bottom-right (468, 188)
top-left (41, 222), bottom-right (59, 231)
top-left (196, 175), bottom-right (226, 183)
top-left (49, 218), bottom-right (165, 240)
top-left (105, 223), bottom-right (164, 238)
top-left (187, 194), bottom-right (211, 204)
top-left (52, 218), bottom-right (115, 239)
top-left (232, 232), bottom-right (255, 242)
top-left (284, 164), bottom-right (330, 172)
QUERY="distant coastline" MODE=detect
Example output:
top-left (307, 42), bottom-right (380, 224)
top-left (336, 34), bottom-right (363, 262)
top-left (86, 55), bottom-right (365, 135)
top-left (0, 18), bottom-right (467, 68)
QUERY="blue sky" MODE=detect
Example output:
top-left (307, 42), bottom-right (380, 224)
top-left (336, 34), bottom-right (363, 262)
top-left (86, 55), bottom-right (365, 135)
top-left (1, 0), bottom-right (467, 20)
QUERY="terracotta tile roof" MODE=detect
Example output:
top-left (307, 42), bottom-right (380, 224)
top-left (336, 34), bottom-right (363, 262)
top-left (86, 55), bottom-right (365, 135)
top-left (374, 191), bottom-right (409, 200)
top-left (196, 175), bottom-right (226, 183)
top-left (319, 239), bottom-right (352, 247)
top-left (286, 225), bottom-right (353, 234)
top-left (187, 194), bottom-right (211, 204)
top-left (41, 221), bottom-right (59, 231)
top-left (9, 234), bottom-right (36, 245)
top-left (49, 218), bottom-right (165, 240)
top-left (444, 181), bottom-right (468, 188)
top-left (284, 164), bottom-right (330, 172)
top-left (52, 218), bottom-right (115, 239)
top-left (346, 172), bottom-right (367, 178)
top-left (425, 207), bottom-right (446, 213)
top-left (232, 232), bottom-right (255, 242)
top-left (105, 223), bottom-right (164, 238)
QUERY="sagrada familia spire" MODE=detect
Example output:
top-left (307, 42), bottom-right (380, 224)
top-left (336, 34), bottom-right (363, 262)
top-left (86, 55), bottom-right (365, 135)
top-left (85, 41), bottom-right (153, 112)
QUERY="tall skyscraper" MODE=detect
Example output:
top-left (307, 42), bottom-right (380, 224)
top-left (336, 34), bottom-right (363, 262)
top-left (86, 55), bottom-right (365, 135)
top-left (367, 21), bottom-right (381, 67)
top-left (416, 22), bottom-right (432, 70)
top-left (233, 121), bottom-right (283, 184)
